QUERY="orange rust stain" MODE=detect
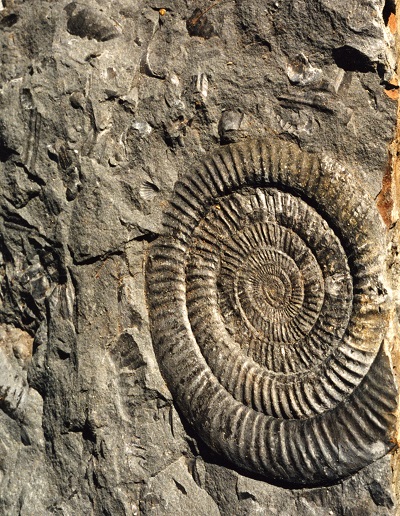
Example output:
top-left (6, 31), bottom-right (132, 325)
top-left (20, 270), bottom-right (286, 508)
top-left (385, 88), bottom-right (400, 100)
top-left (385, 77), bottom-right (399, 100)
top-left (389, 12), bottom-right (397, 34)
top-left (376, 162), bottom-right (394, 227)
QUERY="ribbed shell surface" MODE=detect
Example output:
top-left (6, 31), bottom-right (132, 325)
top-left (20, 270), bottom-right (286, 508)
top-left (146, 138), bottom-right (397, 485)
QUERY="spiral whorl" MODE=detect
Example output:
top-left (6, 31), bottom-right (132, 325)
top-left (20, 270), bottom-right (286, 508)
top-left (146, 138), bottom-right (396, 485)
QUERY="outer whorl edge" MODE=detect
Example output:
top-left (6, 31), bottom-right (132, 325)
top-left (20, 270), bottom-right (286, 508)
top-left (146, 138), bottom-right (397, 486)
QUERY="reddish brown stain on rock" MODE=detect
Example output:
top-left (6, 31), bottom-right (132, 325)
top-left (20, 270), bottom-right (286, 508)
top-left (385, 88), bottom-right (399, 100)
top-left (388, 12), bottom-right (397, 34)
top-left (377, 162), bottom-right (395, 227)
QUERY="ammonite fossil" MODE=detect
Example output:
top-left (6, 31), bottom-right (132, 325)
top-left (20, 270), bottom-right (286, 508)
top-left (146, 138), bottom-right (396, 485)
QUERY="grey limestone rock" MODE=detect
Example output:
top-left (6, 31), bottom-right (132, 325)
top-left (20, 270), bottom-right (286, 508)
top-left (0, 0), bottom-right (398, 514)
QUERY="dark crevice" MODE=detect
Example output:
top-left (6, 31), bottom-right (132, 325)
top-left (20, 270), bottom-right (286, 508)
top-left (12, 162), bottom-right (46, 186)
top-left (332, 46), bottom-right (375, 73)
top-left (383, 80), bottom-right (399, 90)
top-left (382, 0), bottom-right (395, 25)
top-left (0, 143), bottom-right (17, 162)
top-left (0, 13), bottom-right (19, 28)
top-left (237, 491), bottom-right (257, 502)
top-left (70, 248), bottom-right (123, 266)
top-left (173, 479), bottom-right (187, 495)
top-left (57, 348), bottom-right (70, 360)
top-left (253, 34), bottom-right (272, 51)
top-left (82, 419), bottom-right (97, 443)
top-left (20, 292), bottom-right (44, 327)
top-left (3, 214), bottom-right (35, 231)
top-left (133, 232), bottom-right (158, 243)
top-left (20, 427), bottom-right (32, 446)
top-left (377, 62), bottom-right (386, 81)
top-left (278, 96), bottom-right (334, 114)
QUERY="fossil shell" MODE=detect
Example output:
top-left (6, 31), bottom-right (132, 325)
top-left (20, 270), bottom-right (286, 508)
top-left (146, 138), bottom-right (396, 485)
top-left (139, 180), bottom-right (160, 201)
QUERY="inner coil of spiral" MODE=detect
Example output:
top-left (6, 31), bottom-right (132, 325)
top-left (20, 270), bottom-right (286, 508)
top-left (146, 138), bottom-right (396, 485)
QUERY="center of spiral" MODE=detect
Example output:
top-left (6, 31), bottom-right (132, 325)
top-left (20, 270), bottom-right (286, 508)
top-left (261, 274), bottom-right (286, 307)
top-left (232, 244), bottom-right (312, 342)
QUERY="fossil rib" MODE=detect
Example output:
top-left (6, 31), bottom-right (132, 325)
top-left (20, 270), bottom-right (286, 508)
top-left (146, 138), bottom-right (396, 485)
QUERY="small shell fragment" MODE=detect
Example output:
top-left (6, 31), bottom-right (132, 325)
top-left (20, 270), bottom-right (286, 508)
top-left (139, 181), bottom-right (160, 201)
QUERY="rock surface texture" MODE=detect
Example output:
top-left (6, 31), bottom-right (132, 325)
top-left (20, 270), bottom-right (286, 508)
top-left (0, 0), bottom-right (398, 514)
